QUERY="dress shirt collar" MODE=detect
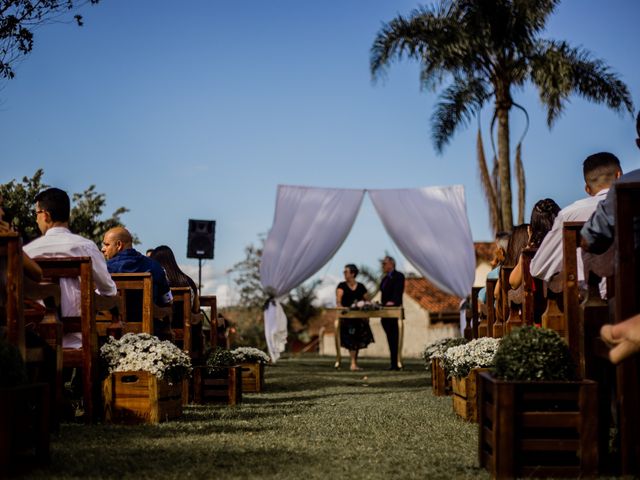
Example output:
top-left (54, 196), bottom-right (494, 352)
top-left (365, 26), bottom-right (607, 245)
top-left (44, 226), bottom-right (72, 236)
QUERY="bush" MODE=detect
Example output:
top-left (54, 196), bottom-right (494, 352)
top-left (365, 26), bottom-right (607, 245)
top-left (0, 339), bottom-right (27, 387)
top-left (492, 326), bottom-right (576, 381)
top-left (205, 347), bottom-right (237, 374)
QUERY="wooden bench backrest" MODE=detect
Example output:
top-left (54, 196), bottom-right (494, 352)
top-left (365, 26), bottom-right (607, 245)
top-left (613, 181), bottom-right (640, 475)
top-left (36, 257), bottom-right (97, 422)
top-left (170, 286), bottom-right (192, 356)
top-left (199, 295), bottom-right (218, 348)
top-left (110, 272), bottom-right (153, 335)
top-left (562, 221), bottom-right (584, 368)
top-left (486, 278), bottom-right (497, 338)
top-left (521, 247), bottom-right (539, 326)
top-left (470, 286), bottom-right (481, 339)
top-left (0, 233), bottom-right (25, 359)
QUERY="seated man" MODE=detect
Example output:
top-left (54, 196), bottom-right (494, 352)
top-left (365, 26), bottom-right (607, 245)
top-left (581, 112), bottom-right (640, 255)
top-left (102, 227), bottom-right (173, 307)
top-left (530, 152), bottom-right (622, 292)
top-left (23, 188), bottom-right (117, 347)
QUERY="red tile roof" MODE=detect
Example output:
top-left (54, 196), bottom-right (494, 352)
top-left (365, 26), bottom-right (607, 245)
top-left (404, 277), bottom-right (461, 313)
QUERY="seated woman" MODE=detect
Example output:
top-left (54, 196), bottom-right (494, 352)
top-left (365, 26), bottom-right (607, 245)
top-left (509, 199), bottom-right (560, 322)
top-left (477, 232), bottom-right (509, 309)
top-left (150, 245), bottom-right (203, 353)
top-left (336, 264), bottom-right (373, 371)
top-left (495, 224), bottom-right (530, 311)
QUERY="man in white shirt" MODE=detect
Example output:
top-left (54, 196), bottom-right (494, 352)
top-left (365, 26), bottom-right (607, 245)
top-left (23, 188), bottom-right (117, 346)
top-left (530, 152), bottom-right (622, 292)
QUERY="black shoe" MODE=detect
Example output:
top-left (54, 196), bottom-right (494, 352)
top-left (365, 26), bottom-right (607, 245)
top-left (386, 366), bottom-right (400, 371)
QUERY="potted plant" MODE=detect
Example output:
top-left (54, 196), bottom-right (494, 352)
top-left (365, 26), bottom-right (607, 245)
top-left (422, 337), bottom-right (468, 396)
top-left (193, 347), bottom-right (242, 405)
top-left (100, 333), bottom-right (192, 424)
top-left (0, 339), bottom-right (49, 470)
top-left (478, 326), bottom-right (597, 478)
top-left (442, 337), bottom-right (500, 421)
top-left (231, 347), bottom-right (270, 393)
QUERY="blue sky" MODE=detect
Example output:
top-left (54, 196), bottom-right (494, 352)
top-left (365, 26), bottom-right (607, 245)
top-left (2, 0), bottom-right (639, 305)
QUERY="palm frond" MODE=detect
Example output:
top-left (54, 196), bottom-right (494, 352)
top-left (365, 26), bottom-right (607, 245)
top-left (530, 40), bottom-right (634, 126)
top-left (515, 142), bottom-right (526, 225)
top-left (431, 76), bottom-right (489, 151)
top-left (477, 127), bottom-right (500, 234)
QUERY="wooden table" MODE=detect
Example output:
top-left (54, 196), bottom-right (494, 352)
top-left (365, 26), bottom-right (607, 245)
top-left (330, 307), bottom-right (405, 369)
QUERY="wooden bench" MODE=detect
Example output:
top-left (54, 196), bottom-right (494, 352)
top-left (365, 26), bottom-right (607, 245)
top-left (612, 181), bottom-right (640, 475)
top-left (199, 295), bottom-right (218, 349)
top-left (36, 257), bottom-right (101, 422)
top-left (109, 272), bottom-right (154, 335)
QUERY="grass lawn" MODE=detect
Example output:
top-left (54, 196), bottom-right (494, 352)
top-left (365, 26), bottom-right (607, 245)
top-left (26, 356), bottom-right (488, 479)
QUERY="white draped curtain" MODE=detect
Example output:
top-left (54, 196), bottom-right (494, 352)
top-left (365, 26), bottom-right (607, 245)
top-left (260, 184), bottom-right (476, 361)
top-left (260, 185), bottom-right (365, 361)
top-left (368, 186), bottom-right (475, 298)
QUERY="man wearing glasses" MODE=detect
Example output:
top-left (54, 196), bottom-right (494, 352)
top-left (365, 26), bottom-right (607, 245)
top-left (24, 188), bottom-right (116, 347)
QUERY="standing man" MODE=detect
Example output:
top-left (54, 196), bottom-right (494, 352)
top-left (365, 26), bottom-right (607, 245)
top-left (380, 255), bottom-right (404, 370)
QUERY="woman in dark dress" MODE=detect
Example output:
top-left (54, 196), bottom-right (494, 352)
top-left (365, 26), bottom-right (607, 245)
top-left (336, 264), bottom-right (374, 371)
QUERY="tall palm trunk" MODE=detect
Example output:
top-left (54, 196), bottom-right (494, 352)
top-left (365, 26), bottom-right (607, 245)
top-left (496, 97), bottom-right (513, 232)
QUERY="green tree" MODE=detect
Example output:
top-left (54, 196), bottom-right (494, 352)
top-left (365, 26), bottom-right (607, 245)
top-left (1, 0), bottom-right (100, 81)
top-left (370, 0), bottom-right (633, 232)
top-left (1, 169), bottom-right (134, 245)
top-left (231, 237), bottom-right (268, 309)
top-left (284, 279), bottom-right (321, 329)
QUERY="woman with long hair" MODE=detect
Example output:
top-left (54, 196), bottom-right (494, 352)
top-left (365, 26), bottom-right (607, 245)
top-left (336, 264), bottom-right (374, 371)
top-left (150, 245), bottom-right (200, 312)
top-left (509, 199), bottom-right (561, 289)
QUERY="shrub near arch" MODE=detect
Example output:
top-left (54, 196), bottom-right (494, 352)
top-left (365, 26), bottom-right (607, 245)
top-left (493, 326), bottom-right (576, 381)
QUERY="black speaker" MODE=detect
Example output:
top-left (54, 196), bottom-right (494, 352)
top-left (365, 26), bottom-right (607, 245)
top-left (187, 219), bottom-right (215, 259)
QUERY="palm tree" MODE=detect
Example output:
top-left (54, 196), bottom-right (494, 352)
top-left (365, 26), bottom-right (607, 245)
top-left (370, 0), bottom-right (633, 232)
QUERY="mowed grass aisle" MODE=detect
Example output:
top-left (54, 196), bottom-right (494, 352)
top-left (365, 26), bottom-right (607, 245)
top-left (28, 357), bottom-right (489, 479)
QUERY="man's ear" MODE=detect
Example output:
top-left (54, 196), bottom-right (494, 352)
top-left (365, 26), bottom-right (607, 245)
top-left (616, 169), bottom-right (622, 179)
top-left (584, 184), bottom-right (592, 196)
top-left (636, 138), bottom-right (640, 150)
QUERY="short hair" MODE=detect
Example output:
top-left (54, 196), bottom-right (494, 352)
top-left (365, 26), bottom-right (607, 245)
top-left (583, 152), bottom-right (621, 190)
top-left (34, 188), bottom-right (70, 222)
top-left (529, 198), bottom-right (560, 248)
top-left (345, 264), bottom-right (359, 277)
top-left (636, 111), bottom-right (640, 137)
top-left (106, 227), bottom-right (133, 247)
top-left (495, 231), bottom-right (511, 250)
top-left (383, 255), bottom-right (395, 267)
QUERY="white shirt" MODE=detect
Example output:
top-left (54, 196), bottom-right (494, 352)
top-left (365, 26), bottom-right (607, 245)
top-left (530, 189), bottom-right (609, 292)
top-left (23, 226), bottom-right (117, 317)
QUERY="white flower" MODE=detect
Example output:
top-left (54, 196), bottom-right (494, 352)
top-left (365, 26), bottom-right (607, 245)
top-left (230, 347), bottom-right (270, 364)
top-left (100, 333), bottom-right (192, 384)
top-left (442, 337), bottom-right (501, 379)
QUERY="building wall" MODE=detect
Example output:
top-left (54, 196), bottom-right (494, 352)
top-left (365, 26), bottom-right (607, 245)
top-left (474, 261), bottom-right (492, 288)
top-left (320, 293), bottom-right (460, 360)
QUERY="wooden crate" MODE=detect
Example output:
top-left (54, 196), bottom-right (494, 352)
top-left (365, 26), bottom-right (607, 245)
top-left (102, 371), bottom-right (183, 424)
top-left (241, 362), bottom-right (264, 393)
top-left (193, 366), bottom-right (242, 405)
top-left (452, 368), bottom-right (487, 422)
top-left (0, 383), bottom-right (50, 473)
top-left (478, 371), bottom-right (598, 479)
top-left (430, 357), bottom-right (450, 396)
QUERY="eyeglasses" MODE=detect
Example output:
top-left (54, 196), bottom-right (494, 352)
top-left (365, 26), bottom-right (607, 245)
top-left (34, 209), bottom-right (45, 217)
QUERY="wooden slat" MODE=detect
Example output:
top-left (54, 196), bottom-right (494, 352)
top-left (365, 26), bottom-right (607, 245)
top-left (562, 221), bottom-right (584, 376)
top-left (520, 439), bottom-right (580, 451)
top-left (519, 412), bottom-right (580, 428)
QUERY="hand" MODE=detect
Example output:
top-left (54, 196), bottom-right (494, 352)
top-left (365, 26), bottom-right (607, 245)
top-left (385, 301), bottom-right (394, 306)
top-left (600, 314), bottom-right (640, 364)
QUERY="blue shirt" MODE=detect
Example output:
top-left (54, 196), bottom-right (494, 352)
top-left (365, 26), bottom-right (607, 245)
top-left (107, 248), bottom-right (173, 306)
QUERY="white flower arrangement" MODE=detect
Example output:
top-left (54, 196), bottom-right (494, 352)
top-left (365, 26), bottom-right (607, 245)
top-left (442, 337), bottom-right (501, 379)
top-left (422, 337), bottom-right (469, 366)
top-left (100, 333), bottom-right (192, 385)
top-left (231, 347), bottom-right (271, 364)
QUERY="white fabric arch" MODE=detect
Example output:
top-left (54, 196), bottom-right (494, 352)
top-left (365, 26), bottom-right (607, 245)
top-left (368, 185), bottom-right (475, 298)
top-left (260, 184), bottom-right (475, 361)
top-left (260, 185), bottom-right (365, 361)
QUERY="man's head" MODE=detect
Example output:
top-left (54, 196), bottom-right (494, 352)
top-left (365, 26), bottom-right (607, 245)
top-left (34, 188), bottom-right (70, 234)
top-left (102, 226), bottom-right (133, 259)
top-left (583, 152), bottom-right (622, 196)
top-left (382, 255), bottom-right (395, 274)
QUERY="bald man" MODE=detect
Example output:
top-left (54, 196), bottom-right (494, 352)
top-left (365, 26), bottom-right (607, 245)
top-left (102, 227), bottom-right (173, 306)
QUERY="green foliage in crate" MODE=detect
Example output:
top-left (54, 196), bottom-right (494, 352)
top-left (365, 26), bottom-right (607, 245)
top-left (205, 347), bottom-right (237, 374)
top-left (493, 326), bottom-right (576, 381)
